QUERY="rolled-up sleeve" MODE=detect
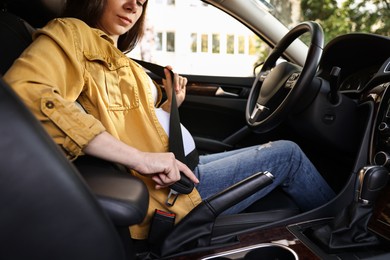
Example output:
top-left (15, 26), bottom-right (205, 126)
top-left (4, 19), bottom-right (105, 158)
top-left (40, 89), bottom-right (105, 157)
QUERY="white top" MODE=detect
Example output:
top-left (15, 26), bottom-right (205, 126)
top-left (149, 77), bottom-right (195, 156)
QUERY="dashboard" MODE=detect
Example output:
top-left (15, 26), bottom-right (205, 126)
top-left (316, 33), bottom-right (390, 162)
top-left (318, 33), bottom-right (390, 95)
top-left (339, 66), bottom-right (379, 92)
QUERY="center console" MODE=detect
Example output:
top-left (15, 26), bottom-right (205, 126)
top-left (287, 176), bottom-right (390, 259)
top-left (173, 167), bottom-right (390, 260)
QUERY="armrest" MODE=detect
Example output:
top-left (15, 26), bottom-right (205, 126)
top-left (160, 171), bottom-right (274, 257)
top-left (206, 171), bottom-right (274, 215)
top-left (81, 170), bottom-right (149, 226)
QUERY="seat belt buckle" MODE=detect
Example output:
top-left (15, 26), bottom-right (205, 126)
top-left (148, 209), bottom-right (176, 252)
top-left (166, 189), bottom-right (179, 207)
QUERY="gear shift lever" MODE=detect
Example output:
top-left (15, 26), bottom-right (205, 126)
top-left (357, 166), bottom-right (388, 205)
top-left (310, 166), bottom-right (388, 251)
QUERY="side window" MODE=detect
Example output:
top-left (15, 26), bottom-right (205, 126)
top-left (132, 1), bottom-right (268, 77)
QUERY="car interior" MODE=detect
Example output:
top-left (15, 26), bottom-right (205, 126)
top-left (1, 0), bottom-right (390, 259)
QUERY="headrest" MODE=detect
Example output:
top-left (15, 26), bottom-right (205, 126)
top-left (0, 11), bottom-right (35, 75)
top-left (41, 0), bottom-right (66, 15)
top-left (0, 0), bottom-right (65, 27)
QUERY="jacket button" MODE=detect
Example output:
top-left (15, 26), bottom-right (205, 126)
top-left (45, 101), bottom-right (55, 109)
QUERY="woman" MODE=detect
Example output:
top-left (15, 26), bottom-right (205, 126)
top-left (4, 0), bottom-right (335, 240)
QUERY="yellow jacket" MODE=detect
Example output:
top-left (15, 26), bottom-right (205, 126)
top-left (4, 18), bottom-right (201, 239)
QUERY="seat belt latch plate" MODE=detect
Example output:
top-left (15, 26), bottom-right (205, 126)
top-left (166, 189), bottom-right (179, 207)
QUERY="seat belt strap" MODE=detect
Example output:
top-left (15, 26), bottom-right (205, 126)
top-left (131, 59), bottom-right (195, 206)
top-left (168, 80), bottom-right (186, 163)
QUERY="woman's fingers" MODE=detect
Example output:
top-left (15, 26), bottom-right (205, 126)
top-left (176, 159), bottom-right (199, 184)
top-left (135, 151), bottom-right (198, 189)
top-left (163, 66), bottom-right (187, 107)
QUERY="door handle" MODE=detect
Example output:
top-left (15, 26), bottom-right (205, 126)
top-left (215, 87), bottom-right (239, 97)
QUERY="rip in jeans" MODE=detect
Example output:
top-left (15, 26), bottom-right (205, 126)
top-left (257, 142), bottom-right (272, 151)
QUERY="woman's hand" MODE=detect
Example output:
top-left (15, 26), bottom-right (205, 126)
top-left (161, 65), bottom-right (187, 112)
top-left (135, 151), bottom-right (199, 189)
top-left (83, 131), bottom-right (199, 190)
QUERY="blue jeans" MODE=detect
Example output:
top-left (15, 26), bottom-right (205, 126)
top-left (193, 140), bottom-right (335, 214)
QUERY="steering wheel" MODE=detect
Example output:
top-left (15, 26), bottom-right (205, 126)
top-left (246, 21), bottom-right (324, 132)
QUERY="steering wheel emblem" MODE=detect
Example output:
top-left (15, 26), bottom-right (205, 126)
top-left (249, 103), bottom-right (270, 123)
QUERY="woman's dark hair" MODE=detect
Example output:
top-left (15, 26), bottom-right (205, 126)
top-left (62, 0), bottom-right (148, 52)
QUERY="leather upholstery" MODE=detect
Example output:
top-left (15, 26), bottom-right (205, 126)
top-left (0, 78), bottom-right (127, 260)
top-left (159, 172), bottom-right (275, 256)
top-left (75, 156), bottom-right (149, 226)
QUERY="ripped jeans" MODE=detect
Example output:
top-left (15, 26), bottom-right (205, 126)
top-left (193, 140), bottom-right (335, 214)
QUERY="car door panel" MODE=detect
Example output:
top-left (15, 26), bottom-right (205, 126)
top-left (155, 74), bottom-right (255, 154)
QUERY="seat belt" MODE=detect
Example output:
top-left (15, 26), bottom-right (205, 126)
top-left (131, 59), bottom-right (195, 206)
top-left (165, 72), bottom-right (195, 205)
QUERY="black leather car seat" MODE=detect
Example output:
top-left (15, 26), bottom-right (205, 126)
top-left (0, 76), bottom-right (130, 260)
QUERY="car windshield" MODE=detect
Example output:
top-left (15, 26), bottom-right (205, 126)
top-left (264, 0), bottom-right (390, 43)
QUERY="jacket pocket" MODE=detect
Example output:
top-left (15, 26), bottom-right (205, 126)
top-left (84, 52), bottom-right (139, 111)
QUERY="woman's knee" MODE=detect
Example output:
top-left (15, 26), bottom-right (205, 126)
top-left (269, 140), bottom-right (302, 155)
